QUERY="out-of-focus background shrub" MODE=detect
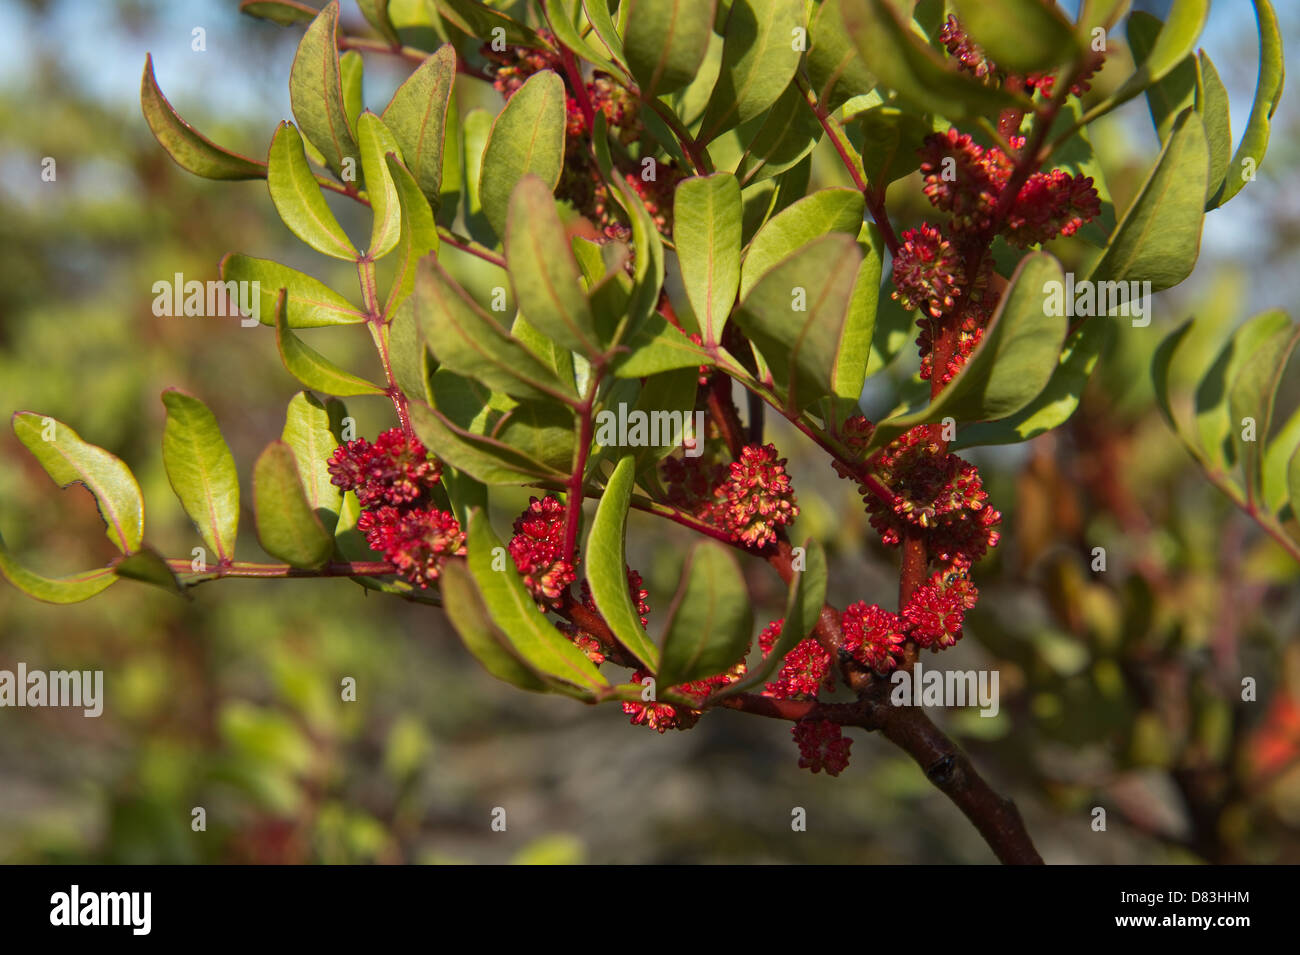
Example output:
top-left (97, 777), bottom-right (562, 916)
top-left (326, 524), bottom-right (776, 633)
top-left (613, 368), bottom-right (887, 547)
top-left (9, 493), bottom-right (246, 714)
top-left (1, 0), bottom-right (1298, 863)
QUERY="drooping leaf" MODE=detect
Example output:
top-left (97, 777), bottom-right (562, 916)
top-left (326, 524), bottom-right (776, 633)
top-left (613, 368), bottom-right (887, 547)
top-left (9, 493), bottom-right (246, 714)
top-left (1086, 109), bottom-right (1207, 293)
top-left (465, 511), bottom-right (608, 698)
top-left (479, 71), bottom-right (566, 239)
top-left (951, 0), bottom-right (1077, 74)
top-left (585, 455), bottom-right (660, 671)
top-left (1227, 315), bottom-right (1299, 503)
top-left (112, 547), bottom-right (186, 597)
top-left (657, 540), bottom-right (753, 687)
top-left (839, 0), bottom-right (1028, 121)
top-left (356, 112), bottom-right (403, 259)
top-left (622, 0), bottom-right (716, 99)
top-left (1105, 0), bottom-right (1210, 115)
top-left (382, 153), bottom-right (440, 319)
top-left (697, 0), bottom-right (804, 143)
top-left (161, 389), bottom-right (241, 563)
top-left (409, 400), bottom-right (562, 485)
top-left (1209, 0), bottom-right (1282, 208)
top-left (1195, 53), bottom-right (1232, 207)
top-left (439, 560), bottom-right (550, 692)
top-left (275, 292), bottom-right (386, 396)
top-left (432, 0), bottom-right (545, 47)
top-left (381, 44), bottom-right (457, 206)
top-left (288, 1), bottom-right (360, 179)
top-left (12, 412), bottom-right (144, 554)
top-left (955, 318), bottom-right (1114, 448)
top-left (413, 255), bottom-right (573, 402)
top-left (220, 253), bottom-right (366, 327)
top-left (740, 187), bottom-right (864, 299)
top-left (140, 55), bottom-right (266, 180)
top-left (733, 233), bottom-right (863, 413)
top-left (252, 440), bottom-right (334, 569)
top-left (674, 173), bottom-right (742, 347)
top-left (0, 531), bottom-right (117, 604)
top-left (267, 121), bottom-right (358, 260)
top-left (357, 0), bottom-right (400, 46)
top-left (504, 176), bottom-right (601, 357)
top-left (718, 538), bottom-right (826, 697)
top-left (867, 252), bottom-right (1067, 452)
top-left (806, 0), bottom-right (875, 111)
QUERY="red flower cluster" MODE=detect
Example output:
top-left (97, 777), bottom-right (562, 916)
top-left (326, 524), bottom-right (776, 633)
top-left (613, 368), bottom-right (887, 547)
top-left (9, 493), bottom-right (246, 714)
top-left (940, 14), bottom-right (1105, 99)
top-left (864, 425), bottom-right (1002, 571)
top-left (508, 495), bottom-right (576, 606)
top-left (792, 720), bottom-right (852, 776)
top-left (842, 602), bottom-right (907, 674)
top-left (662, 444), bottom-right (799, 549)
top-left (328, 429), bottom-right (441, 507)
top-left (758, 620), bottom-right (836, 701)
top-left (329, 429), bottom-right (463, 588)
top-left (623, 663), bottom-right (744, 733)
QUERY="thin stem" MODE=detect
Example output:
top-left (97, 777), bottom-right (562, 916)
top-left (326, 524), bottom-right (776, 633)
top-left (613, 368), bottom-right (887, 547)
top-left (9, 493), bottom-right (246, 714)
top-left (437, 227), bottom-right (507, 268)
top-left (164, 559), bottom-right (395, 578)
top-left (358, 258), bottom-right (412, 435)
top-left (645, 96), bottom-right (713, 175)
top-left (563, 376), bottom-right (602, 564)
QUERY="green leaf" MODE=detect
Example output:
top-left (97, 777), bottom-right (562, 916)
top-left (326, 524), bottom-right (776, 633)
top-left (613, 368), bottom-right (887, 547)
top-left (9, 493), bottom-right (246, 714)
top-left (657, 540), bottom-right (753, 687)
top-left (951, 0), bottom-right (1077, 74)
top-left (622, 0), bottom-right (717, 99)
top-left (432, 0), bottom-right (545, 46)
top-left (733, 233), bottom-right (864, 413)
top-left (1263, 404), bottom-right (1300, 515)
top-left (357, 0), bottom-right (400, 46)
top-left (220, 253), bottom-right (366, 327)
top-left (479, 71), bottom-right (566, 239)
top-left (1227, 315), bottom-right (1299, 503)
top-left (281, 391), bottom-right (346, 529)
top-left (586, 455), bottom-right (660, 671)
top-left (734, 82), bottom-right (823, 185)
top-left (697, 0), bottom-right (804, 143)
top-left (830, 224), bottom-right (882, 408)
top-left (413, 255), bottom-right (573, 402)
top-left (1128, 12), bottom-right (1195, 142)
top-left (161, 389), bottom-right (240, 563)
top-left (1210, 0), bottom-right (1282, 208)
top-left (288, 1), bottom-right (360, 179)
top-left (544, 0), bottom-right (626, 80)
top-left (340, 50), bottom-right (364, 132)
top-left (410, 399), bottom-right (561, 485)
top-left (505, 176), bottom-right (601, 357)
top-left (381, 45), bottom-right (457, 206)
top-left (382, 153), bottom-right (440, 318)
top-left (806, 0), bottom-right (875, 111)
top-left (273, 293), bottom-right (386, 397)
top-left (465, 511), bottom-right (608, 698)
top-left (1287, 444), bottom-right (1300, 528)
top-left (740, 187), bottom-right (863, 299)
top-left (581, 0), bottom-right (628, 70)
top-left (851, 106), bottom-right (933, 190)
top-left (1195, 54), bottom-right (1232, 207)
top-left (718, 538), bottom-right (826, 697)
top-left (839, 0), bottom-right (1028, 121)
top-left (112, 547), bottom-right (186, 597)
top-left (613, 314), bottom-right (715, 378)
top-left (439, 560), bottom-right (550, 692)
top-left (0, 531), bottom-right (117, 604)
top-left (954, 319), bottom-right (1114, 449)
top-left (356, 112), bottom-right (403, 258)
top-left (12, 412), bottom-right (144, 554)
top-left (239, 0), bottom-right (318, 26)
top-left (140, 55), bottom-right (266, 180)
top-left (253, 440), bottom-right (334, 569)
top-left (1194, 309), bottom-right (1292, 475)
top-left (867, 253), bottom-right (1067, 452)
top-left (267, 121), bottom-right (358, 260)
top-left (1107, 0), bottom-right (1210, 114)
top-left (1086, 109), bottom-right (1207, 293)
top-left (674, 173), bottom-right (742, 347)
